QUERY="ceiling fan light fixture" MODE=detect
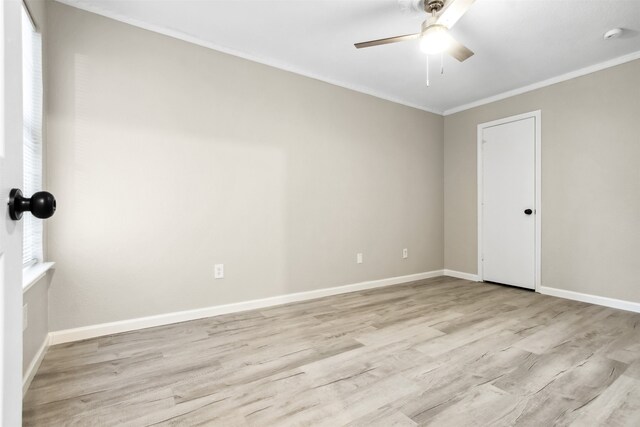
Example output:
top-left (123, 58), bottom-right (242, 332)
top-left (420, 24), bottom-right (451, 54)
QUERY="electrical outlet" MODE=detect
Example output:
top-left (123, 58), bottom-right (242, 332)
top-left (403, 248), bottom-right (408, 259)
top-left (356, 253), bottom-right (363, 264)
top-left (23, 304), bottom-right (28, 331)
top-left (214, 264), bottom-right (224, 279)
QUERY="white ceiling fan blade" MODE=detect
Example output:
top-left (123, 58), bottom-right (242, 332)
top-left (447, 37), bottom-right (474, 62)
top-left (354, 33), bottom-right (421, 49)
top-left (437, 0), bottom-right (476, 29)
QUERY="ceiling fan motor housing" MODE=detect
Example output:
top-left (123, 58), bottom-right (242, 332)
top-left (426, 0), bottom-right (445, 13)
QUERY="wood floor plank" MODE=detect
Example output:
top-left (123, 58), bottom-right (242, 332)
top-left (565, 374), bottom-right (640, 426)
top-left (23, 278), bottom-right (640, 426)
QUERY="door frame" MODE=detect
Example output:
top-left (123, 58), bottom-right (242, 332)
top-left (477, 110), bottom-right (541, 291)
top-left (1, 0), bottom-right (25, 424)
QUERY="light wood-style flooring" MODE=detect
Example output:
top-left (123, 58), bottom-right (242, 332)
top-left (23, 277), bottom-right (640, 426)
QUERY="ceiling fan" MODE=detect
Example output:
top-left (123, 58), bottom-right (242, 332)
top-left (355, 0), bottom-right (476, 62)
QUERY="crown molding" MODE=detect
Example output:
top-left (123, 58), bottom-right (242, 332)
top-left (443, 50), bottom-right (640, 116)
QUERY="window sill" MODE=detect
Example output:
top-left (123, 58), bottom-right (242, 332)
top-left (23, 262), bottom-right (55, 293)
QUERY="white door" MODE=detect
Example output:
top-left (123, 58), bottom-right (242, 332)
top-left (480, 116), bottom-right (536, 289)
top-left (1, 0), bottom-right (24, 424)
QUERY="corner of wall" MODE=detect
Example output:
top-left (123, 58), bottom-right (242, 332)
top-left (22, 272), bottom-right (52, 395)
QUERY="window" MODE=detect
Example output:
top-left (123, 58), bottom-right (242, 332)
top-left (22, 5), bottom-right (43, 267)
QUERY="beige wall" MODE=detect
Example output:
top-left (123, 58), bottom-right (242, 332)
top-left (444, 59), bottom-right (640, 302)
top-left (45, 2), bottom-right (444, 331)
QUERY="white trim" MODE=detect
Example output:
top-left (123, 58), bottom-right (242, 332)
top-left (22, 262), bottom-right (55, 293)
top-left (477, 110), bottom-right (542, 291)
top-left (443, 269), bottom-right (479, 282)
top-left (540, 286), bottom-right (640, 314)
top-left (53, 0), bottom-right (442, 116)
top-left (49, 270), bottom-right (444, 345)
top-left (22, 334), bottom-right (49, 396)
top-left (444, 50), bottom-right (640, 115)
top-left (534, 112), bottom-right (542, 292)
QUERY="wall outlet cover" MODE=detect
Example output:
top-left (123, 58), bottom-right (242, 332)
top-left (214, 264), bottom-right (224, 279)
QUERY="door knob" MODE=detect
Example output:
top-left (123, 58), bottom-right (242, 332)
top-left (8, 188), bottom-right (56, 220)
top-left (524, 209), bottom-right (533, 215)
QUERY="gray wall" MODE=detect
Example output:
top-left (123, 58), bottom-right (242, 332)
top-left (23, 275), bottom-right (50, 376)
top-left (45, 2), bottom-right (444, 331)
top-left (444, 59), bottom-right (640, 303)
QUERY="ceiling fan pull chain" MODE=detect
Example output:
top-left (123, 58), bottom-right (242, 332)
top-left (426, 55), bottom-right (430, 86)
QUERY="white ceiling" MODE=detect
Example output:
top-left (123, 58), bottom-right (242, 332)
top-left (57, 0), bottom-right (640, 114)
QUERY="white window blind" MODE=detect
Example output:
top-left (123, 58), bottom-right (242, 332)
top-left (22, 6), bottom-right (43, 267)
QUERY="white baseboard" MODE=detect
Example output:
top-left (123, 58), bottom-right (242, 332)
top-left (539, 286), bottom-right (640, 314)
top-left (23, 334), bottom-right (49, 396)
top-left (443, 269), bottom-right (480, 282)
top-left (49, 270), bottom-right (445, 345)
